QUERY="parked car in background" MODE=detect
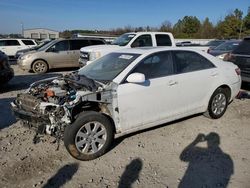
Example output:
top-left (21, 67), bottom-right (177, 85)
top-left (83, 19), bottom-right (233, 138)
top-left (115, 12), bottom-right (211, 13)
top-left (15, 39), bottom-right (52, 59)
top-left (79, 32), bottom-right (175, 65)
top-left (0, 50), bottom-right (14, 85)
top-left (208, 40), bottom-right (241, 59)
top-left (0, 39), bottom-right (37, 58)
top-left (12, 47), bottom-right (241, 160)
top-left (18, 38), bottom-right (106, 73)
top-left (206, 40), bottom-right (227, 52)
top-left (224, 37), bottom-right (250, 83)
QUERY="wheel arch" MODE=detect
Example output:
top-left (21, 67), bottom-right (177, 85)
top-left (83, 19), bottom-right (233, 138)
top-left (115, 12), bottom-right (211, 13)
top-left (31, 59), bottom-right (50, 70)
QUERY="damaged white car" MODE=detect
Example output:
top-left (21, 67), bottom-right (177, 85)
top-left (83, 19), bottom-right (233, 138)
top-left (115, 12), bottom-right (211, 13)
top-left (11, 47), bottom-right (241, 161)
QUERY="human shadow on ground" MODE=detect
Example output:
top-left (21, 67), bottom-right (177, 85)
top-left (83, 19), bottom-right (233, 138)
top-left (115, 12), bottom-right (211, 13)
top-left (42, 163), bottom-right (79, 188)
top-left (118, 158), bottom-right (143, 188)
top-left (178, 132), bottom-right (234, 188)
top-left (0, 97), bottom-right (16, 130)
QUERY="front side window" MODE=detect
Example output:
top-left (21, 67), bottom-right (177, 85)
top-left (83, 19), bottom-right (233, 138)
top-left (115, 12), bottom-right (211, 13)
top-left (132, 51), bottom-right (174, 79)
top-left (22, 40), bottom-right (35, 45)
top-left (70, 40), bottom-right (89, 50)
top-left (78, 52), bottom-right (140, 82)
top-left (131, 35), bottom-right (153, 48)
top-left (156, 34), bottom-right (172, 46)
top-left (49, 40), bottom-right (69, 52)
top-left (6, 40), bottom-right (20, 46)
top-left (173, 51), bottom-right (215, 74)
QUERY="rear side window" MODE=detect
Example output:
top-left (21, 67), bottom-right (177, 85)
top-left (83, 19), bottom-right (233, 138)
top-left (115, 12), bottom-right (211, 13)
top-left (173, 51), bottom-right (215, 74)
top-left (233, 39), bottom-right (250, 55)
top-left (131, 35), bottom-right (153, 47)
top-left (22, 40), bottom-right (35, 45)
top-left (0, 40), bottom-right (6, 46)
top-left (89, 40), bottom-right (105, 45)
top-left (156, 34), bottom-right (172, 46)
top-left (70, 40), bottom-right (90, 50)
top-left (5, 40), bottom-right (20, 46)
top-left (132, 51), bottom-right (174, 79)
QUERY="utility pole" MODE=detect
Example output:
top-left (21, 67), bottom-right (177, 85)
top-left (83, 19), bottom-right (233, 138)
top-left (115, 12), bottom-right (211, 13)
top-left (21, 22), bottom-right (24, 37)
top-left (239, 19), bottom-right (243, 39)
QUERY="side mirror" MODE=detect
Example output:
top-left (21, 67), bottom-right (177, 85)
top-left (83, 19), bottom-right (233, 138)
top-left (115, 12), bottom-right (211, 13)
top-left (126, 73), bottom-right (145, 84)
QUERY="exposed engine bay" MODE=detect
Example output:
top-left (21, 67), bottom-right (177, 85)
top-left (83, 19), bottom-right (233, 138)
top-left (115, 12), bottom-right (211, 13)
top-left (11, 71), bottom-right (117, 146)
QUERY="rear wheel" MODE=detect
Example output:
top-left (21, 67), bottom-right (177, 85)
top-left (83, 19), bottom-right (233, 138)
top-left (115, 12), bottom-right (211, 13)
top-left (204, 88), bottom-right (228, 119)
top-left (32, 60), bottom-right (48, 73)
top-left (64, 111), bottom-right (114, 161)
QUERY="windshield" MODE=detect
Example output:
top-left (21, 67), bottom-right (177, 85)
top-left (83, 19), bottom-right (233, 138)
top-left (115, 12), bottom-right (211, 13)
top-left (206, 40), bottom-right (225, 47)
top-left (111, 33), bottom-right (136, 46)
top-left (78, 52), bottom-right (140, 82)
top-left (215, 41), bottom-right (240, 51)
top-left (37, 40), bottom-right (57, 51)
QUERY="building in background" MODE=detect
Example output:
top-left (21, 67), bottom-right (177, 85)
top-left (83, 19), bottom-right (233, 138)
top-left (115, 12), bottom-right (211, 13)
top-left (23, 28), bottom-right (59, 40)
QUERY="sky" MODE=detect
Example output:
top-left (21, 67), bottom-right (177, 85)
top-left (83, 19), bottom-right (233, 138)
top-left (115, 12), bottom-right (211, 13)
top-left (0, 0), bottom-right (249, 34)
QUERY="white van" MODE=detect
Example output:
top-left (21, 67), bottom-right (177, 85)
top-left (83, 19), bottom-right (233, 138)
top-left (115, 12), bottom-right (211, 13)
top-left (0, 39), bottom-right (37, 57)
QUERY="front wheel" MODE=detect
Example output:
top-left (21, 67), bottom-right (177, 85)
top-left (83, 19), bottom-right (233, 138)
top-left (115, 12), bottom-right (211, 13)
top-left (204, 88), bottom-right (228, 119)
top-left (64, 111), bottom-right (114, 161)
top-left (32, 60), bottom-right (48, 73)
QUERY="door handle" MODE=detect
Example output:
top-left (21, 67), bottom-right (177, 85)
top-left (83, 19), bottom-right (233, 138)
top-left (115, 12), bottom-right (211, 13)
top-left (168, 80), bottom-right (178, 86)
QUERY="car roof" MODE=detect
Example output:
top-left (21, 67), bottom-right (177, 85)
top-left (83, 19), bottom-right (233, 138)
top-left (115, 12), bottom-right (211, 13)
top-left (125, 31), bottom-right (173, 35)
top-left (113, 47), bottom-right (202, 55)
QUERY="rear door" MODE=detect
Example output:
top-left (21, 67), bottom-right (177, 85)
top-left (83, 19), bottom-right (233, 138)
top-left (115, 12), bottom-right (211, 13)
top-left (69, 39), bottom-right (91, 66)
top-left (231, 39), bottom-right (250, 81)
top-left (171, 50), bottom-right (217, 111)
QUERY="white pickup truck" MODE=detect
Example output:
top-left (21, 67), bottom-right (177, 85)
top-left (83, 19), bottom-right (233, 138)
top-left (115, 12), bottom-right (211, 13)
top-left (79, 32), bottom-right (176, 65)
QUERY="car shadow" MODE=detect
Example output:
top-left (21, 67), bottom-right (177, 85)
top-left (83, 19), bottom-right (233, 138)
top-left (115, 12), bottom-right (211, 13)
top-left (0, 97), bottom-right (16, 130)
top-left (0, 73), bottom-right (61, 93)
top-left (118, 158), bottom-right (143, 188)
top-left (178, 132), bottom-right (234, 188)
top-left (42, 163), bottom-right (79, 188)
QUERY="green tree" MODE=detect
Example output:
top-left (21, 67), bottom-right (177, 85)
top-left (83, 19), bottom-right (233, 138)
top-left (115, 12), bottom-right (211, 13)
top-left (199, 17), bottom-right (214, 38)
top-left (160, 20), bottom-right (172, 32)
top-left (216, 9), bottom-right (243, 39)
top-left (243, 7), bottom-right (250, 36)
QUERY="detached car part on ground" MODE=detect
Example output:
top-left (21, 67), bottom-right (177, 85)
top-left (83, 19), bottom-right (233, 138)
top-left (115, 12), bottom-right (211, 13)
top-left (0, 50), bottom-right (14, 85)
top-left (11, 47), bottom-right (241, 161)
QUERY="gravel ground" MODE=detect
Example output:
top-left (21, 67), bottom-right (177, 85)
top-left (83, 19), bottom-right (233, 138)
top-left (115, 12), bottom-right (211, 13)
top-left (0, 63), bottom-right (250, 188)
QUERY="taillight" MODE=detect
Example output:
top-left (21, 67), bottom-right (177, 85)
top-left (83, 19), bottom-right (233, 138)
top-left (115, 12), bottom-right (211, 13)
top-left (235, 68), bottom-right (241, 75)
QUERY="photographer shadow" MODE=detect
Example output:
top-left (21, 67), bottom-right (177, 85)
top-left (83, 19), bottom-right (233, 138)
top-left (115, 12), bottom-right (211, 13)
top-left (179, 132), bottom-right (233, 188)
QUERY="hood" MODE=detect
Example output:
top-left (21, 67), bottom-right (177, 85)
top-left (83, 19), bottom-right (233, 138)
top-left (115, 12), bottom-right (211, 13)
top-left (80, 44), bottom-right (121, 53)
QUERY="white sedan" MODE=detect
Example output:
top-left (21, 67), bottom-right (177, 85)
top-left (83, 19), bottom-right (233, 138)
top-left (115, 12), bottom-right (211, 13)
top-left (12, 47), bottom-right (241, 160)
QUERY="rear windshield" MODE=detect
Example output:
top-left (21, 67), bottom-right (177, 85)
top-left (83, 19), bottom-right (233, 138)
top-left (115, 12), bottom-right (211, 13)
top-left (232, 39), bottom-right (250, 55)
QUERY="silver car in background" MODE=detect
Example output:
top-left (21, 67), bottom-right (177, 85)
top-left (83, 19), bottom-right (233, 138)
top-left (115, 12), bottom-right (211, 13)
top-left (17, 38), bottom-right (106, 73)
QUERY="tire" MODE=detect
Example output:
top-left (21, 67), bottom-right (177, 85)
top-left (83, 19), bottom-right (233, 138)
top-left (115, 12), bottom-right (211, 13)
top-left (64, 111), bottom-right (114, 161)
top-left (204, 88), bottom-right (228, 119)
top-left (32, 60), bottom-right (48, 73)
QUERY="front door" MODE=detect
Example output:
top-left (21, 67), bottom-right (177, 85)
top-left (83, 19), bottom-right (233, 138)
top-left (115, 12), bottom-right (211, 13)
top-left (117, 51), bottom-right (180, 132)
top-left (46, 40), bottom-right (72, 68)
